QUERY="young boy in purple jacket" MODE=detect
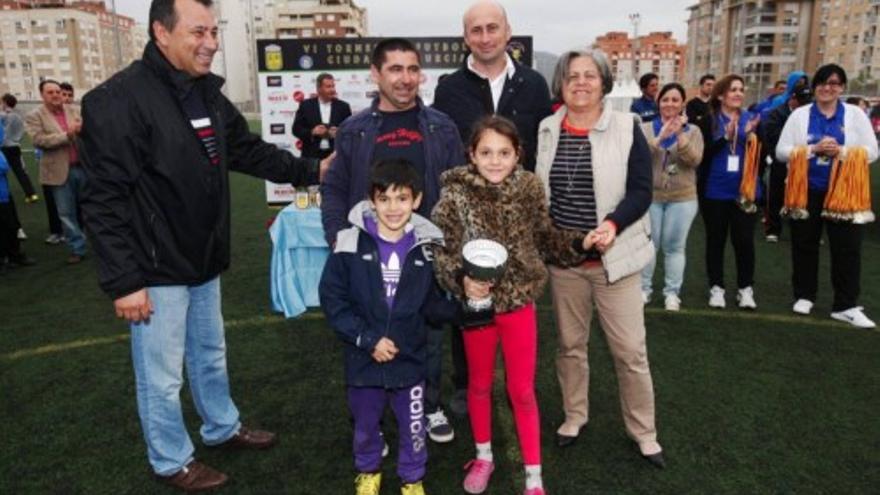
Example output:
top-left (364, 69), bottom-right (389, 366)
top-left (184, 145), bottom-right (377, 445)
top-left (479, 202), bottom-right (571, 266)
top-left (319, 158), bottom-right (457, 495)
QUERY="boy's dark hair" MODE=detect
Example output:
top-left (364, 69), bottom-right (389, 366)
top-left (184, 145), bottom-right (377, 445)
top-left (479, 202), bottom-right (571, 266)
top-left (639, 72), bottom-right (659, 90)
top-left (369, 159), bottom-right (423, 199)
top-left (468, 115), bottom-right (522, 161)
top-left (812, 64), bottom-right (847, 90)
top-left (1, 93), bottom-right (17, 108)
top-left (59, 82), bottom-right (74, 93)
top-left (149, 0), bottom-right (214, 41)
top-left (371, 37), bottom-right (421, 69)
top-left (699, 74), bottom-right (716, 85)
top-left (39, 79), bottom-right (61, 93)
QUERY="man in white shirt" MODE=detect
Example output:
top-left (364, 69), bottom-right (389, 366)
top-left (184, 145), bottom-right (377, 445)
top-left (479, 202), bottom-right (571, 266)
top-left (292, 73), bottom-right (352, 159)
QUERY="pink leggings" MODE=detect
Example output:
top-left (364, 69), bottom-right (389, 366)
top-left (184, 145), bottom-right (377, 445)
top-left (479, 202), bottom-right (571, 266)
top-left (463, 303), bottom-right (540, 465)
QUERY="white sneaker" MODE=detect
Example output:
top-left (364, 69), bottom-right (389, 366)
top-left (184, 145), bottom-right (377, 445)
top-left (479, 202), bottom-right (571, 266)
top-left (792, 299), bottom-right (813, 315)
top-left (664, 294), bottom-right (681, 311)
top-left (708, 286), bottom-right (726, 308)
top-left (765, 234), bottom-right (779, 243)
top-left (641, 290), bottom-right (651, 304)
top-left (426, 409), bottom-right (455, 443)
top-left (737, 287), bottom-right (757, 310)
top-left (830, 307), bottom-right (876, 329)
top-left (17, 228), bottom-right (27, 240)
top-left (45, 233), bottom-right (62, 245)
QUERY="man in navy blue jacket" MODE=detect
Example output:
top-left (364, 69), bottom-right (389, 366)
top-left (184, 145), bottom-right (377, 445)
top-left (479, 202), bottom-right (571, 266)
top-left (630, 73), bottom-right (659, 122)
top-left (321, 37), bottom-right (464, 446)
top-left (433, 1), bottom-right (551, 172)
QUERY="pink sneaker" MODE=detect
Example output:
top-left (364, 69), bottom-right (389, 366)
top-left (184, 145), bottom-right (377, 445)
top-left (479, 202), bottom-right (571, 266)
top-left (462, 459), bottom-right (494, 494)
top-left (524, 488), bottom-right (546, 495)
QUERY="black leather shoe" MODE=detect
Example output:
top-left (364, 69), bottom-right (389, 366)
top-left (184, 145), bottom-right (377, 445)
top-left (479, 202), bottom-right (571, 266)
top-left (556, 433), bottom-right (578, 448)
top-left (641, 451), bottom-right (666, 469)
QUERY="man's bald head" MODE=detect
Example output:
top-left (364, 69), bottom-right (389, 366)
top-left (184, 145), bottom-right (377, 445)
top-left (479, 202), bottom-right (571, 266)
top-left (462, 0), bottom-right (512, 69)
top-left (463, 0), bottom-right (509, 32)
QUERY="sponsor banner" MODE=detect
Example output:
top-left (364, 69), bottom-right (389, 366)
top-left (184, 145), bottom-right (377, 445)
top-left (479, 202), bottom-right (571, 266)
top-left (258, 36), bottom-right (534, 205)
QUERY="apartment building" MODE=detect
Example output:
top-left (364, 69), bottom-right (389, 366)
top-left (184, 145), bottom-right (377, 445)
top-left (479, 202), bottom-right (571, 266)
top-left (685, 0), bottom-right (824, 100)
top-left (593, 31), bottom-right (687, 85)
top-left (821, 0), bottom-right (880, 83)
top-left (0, 0), bottom-right (144, 99)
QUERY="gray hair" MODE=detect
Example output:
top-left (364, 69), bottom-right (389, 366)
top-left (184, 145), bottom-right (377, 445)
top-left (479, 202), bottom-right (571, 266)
top-left (551, 49), bottom-right (614, 101)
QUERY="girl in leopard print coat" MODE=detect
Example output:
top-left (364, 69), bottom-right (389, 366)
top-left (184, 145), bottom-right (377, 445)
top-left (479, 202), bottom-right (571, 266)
top-left (431, 116), bottom-right (596, 495)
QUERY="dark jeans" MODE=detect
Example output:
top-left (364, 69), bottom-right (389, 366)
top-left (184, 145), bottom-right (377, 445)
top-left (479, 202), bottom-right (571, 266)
top-left (1, 146), bottom-right (37, 197)
top-left (42, 184), bottom-right (62, 235)
top-left (0, 201), bottom-right (23, 258)
top-left (789, 189), bottom-right (863, 312)
top-left (701, 198), bottom-right (757, 289)
top-left (451, 326), bottom-right (468, 391)
top-left (763, 161), bottom-right (787, 236)
top-left (424, 324), bottom-right (443, 413)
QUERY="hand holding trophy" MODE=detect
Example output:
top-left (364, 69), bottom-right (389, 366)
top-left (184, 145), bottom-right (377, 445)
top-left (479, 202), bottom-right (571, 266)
top-left (460, 239), bottom-right (508, 329)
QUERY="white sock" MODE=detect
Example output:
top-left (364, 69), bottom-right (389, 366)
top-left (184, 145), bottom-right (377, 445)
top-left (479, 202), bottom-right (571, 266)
top-left (524, 465), bottom-right (543, 490)
top-left (475, 442), bottom-right (493, 462)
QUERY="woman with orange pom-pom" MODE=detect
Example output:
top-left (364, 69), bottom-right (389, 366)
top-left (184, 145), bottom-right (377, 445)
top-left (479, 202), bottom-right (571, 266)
top-left (775, 64), bottom-right (879, 328)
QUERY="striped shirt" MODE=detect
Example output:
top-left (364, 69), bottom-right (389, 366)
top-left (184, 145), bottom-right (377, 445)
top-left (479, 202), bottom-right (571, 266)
top-left (549, 123), bottom-right (598, 232)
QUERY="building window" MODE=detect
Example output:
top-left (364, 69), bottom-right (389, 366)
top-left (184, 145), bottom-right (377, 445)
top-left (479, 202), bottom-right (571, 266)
top-left (327, 14), bottom-right (335, 21)
top-left (316, 14), bottom-right (323, 21)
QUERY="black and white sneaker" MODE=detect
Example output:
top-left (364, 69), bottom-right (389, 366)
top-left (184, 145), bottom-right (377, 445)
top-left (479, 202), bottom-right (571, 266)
top-left (426, 408), bottom-right (454, 443)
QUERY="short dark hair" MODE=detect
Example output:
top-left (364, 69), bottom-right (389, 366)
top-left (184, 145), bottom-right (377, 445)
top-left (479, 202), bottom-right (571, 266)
top-left (59, 82), bottom-right (74, 93)
top-left (639, 73), bottom-right (659, 90)
top-left (149, 0), bottom-right (214, 42)
top-left (316, 73), bottom-right (333, 90)
top-left (812, 64), bottom-right (847, 90)
top-left (468, 115), bottom-right (522, 163)
top-left (1, 93), bottom-right (17, 108)
top-left (657, 82), bottom-right (686, 104)
top-left (371, 37), bottom-right (420, 69)
top-left (699, 74), bottom-right (716, 85)
top-left (774, 79), bottom-right (787, 88)
top-left (39, 79), bottom-right (61, 93)
top-left (369, 158), bottom-right (423, 199)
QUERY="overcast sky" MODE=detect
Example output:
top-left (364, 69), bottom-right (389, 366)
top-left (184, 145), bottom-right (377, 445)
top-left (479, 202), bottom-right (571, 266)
top-left (114, 0), bottom-right (694, 55)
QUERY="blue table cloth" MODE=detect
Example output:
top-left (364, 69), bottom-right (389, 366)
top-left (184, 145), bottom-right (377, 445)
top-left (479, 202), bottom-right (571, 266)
top-left (269, 205), bottom-right (330, 318)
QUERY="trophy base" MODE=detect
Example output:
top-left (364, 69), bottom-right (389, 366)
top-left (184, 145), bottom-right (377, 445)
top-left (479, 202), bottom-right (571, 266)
top-left (461, 307), bottom-right (495, 329)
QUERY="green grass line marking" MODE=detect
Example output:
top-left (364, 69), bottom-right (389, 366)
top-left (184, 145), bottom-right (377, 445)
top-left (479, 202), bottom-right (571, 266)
top-left (2, 305), bottom-right (865, 362)
top-left (1, 313), bottom-right (321, 362)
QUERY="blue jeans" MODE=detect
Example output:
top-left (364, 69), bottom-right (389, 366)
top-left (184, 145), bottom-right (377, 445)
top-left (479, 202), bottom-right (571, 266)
top-left (130, 277), bottom-right (241, 475)
top-left (51, 166), bottom-right (87, 256)
top-left (641, 200), bottom-right (699, 297)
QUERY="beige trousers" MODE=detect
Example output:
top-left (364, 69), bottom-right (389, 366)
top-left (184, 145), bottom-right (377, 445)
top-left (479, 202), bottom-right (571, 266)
top-left (548, 264), bottom-right (657, 445)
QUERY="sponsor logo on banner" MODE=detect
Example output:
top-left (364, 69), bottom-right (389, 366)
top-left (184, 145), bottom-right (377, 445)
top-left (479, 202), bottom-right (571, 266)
top-left (268, 91), bottom-right (289, 103)
top-left (293, 90), bottom-right (305, 103)
top-left (267, 76), bottom-right (282, 87)
top-left (270, 124), bottom-right (286, 135)
top-left (299, 55), bottom-right (314, 69)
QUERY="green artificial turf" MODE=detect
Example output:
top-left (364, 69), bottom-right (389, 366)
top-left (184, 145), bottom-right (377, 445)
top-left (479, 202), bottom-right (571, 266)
top-left (1, 128), bottom-right (878, 494)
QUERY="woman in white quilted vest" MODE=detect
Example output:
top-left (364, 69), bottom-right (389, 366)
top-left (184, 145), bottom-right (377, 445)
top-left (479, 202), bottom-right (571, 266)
top-left (535, 49), bottom-right (663, 468)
